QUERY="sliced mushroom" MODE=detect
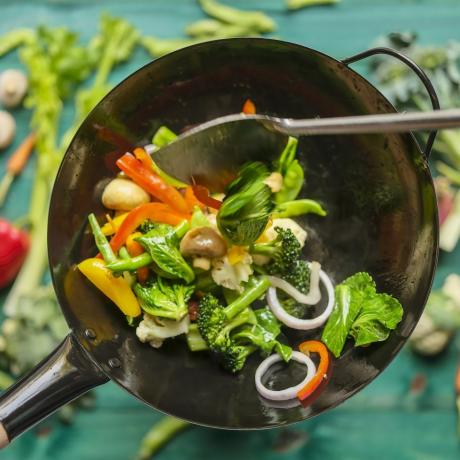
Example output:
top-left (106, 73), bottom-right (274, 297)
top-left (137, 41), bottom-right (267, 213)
top-left (180, 227), bottom-right (227, 258)
top-left (102, 178), bottom-right (150, 211)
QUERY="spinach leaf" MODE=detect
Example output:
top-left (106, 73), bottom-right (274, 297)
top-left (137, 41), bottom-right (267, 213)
top-left (217, 162), bottom-right (274, 245)
top-left (321, 272), bottom-right (403, 357)
top-left (134, 277), bottom-right (194, 321)
top-left (137, 224), bottom-right (195, 283)
top-left (232, 307), bottom-right (292, 362)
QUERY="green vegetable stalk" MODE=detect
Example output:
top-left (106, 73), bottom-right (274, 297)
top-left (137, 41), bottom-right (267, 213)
top-left (137, 416), bottom-right (190, 460)
top-left (286, 0), bottom-right (340, 10)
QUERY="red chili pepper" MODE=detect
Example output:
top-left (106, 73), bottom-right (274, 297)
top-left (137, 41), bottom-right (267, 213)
top-left (109, 202), bottom-right (190, 253)
top-left (297, 340), bottom-right (330, 401)
top-left (0, 219), bottom-right (29, 289)
top-left (192, 185), bottom-right (222, 210)
top-left (116, 153), bottom-right (189, 214)
top-left (242, 98), bottom-right (256, 115)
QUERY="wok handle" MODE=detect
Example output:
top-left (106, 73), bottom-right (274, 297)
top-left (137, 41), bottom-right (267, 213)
top-left (0, 333), bottom-right (108, 447)
top-left (342, 46), bottom-right (440, 159)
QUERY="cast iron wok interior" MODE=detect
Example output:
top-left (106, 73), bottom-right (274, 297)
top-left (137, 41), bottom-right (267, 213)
top-left (48, 38), bottom-right (438, 429)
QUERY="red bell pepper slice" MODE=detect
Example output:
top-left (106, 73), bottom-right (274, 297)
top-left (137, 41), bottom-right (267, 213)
top-left (109, 202), bottom-right (189, 253)
top-left (116, 153), bottom-right (189, 214)
top-left (297, 340), bottom-right (330, 401)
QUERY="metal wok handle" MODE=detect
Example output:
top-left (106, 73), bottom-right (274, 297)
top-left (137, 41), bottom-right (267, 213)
top-left (0, 334), bottom-right (108, 448)
top-left (342, 46), bottom-right (441, 159)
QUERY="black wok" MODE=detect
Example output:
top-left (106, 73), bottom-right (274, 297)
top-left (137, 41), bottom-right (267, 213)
top-left (0, 38), bottom-right (439, 446)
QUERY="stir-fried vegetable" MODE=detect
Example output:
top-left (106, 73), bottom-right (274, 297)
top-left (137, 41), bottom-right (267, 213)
top-left (217, 162), bottom-right (274, 245)
top-left (78, 258), bottom-right (141, 317)
top-left (136, 224), bottom-right (195, 283)
top-left (134, 278), bottom-right (194, 321)
top-left (321, 273), bottom-right (403, 357)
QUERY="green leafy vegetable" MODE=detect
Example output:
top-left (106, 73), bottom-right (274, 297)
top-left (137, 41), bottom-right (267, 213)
top-left (61, 14), bottom-right (139, 147)
top-left (134, 278), bottom-right (194, 321)
top-left (217, 162), bottom-right (274, 245)
top-left (137, 224), bottom-right (195, 283)
top-left (232, 307), bottom-right (292, 361)
top-left (322, 272), bottom-right (403, 357)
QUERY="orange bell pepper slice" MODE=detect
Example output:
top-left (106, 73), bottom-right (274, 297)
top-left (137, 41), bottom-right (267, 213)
top-left (184, 186), bottom-right (205, 211)
top-left (297, 340), bottom-right (330, 401)
top-left (109, 202), bottom-right (189, 253)
top-left (116, 152), bottom-right (189, 214)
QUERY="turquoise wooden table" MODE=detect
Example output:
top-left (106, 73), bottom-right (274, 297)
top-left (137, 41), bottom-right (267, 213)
top-left (1, 1), bottom-right (460, 459)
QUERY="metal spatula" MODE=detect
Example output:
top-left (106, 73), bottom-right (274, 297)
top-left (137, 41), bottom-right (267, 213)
top-left (152, 108), bottom-right (460, 191)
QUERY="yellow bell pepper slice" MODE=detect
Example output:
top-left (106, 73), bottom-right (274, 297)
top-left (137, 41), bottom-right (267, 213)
top-left (78, 258), bottom-right (141, 317)
top-left (101, 212), bottom-right (129, 236)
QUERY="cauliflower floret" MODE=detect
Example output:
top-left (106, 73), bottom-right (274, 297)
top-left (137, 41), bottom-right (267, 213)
top-left (136, 314), bottom-right (190, 349)
top-left (265, 218), bottom-right (307, 248)
top-left (211, 252), bottom-right (254, 293)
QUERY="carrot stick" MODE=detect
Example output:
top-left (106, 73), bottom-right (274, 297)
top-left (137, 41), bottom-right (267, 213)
top-left (0, 133), bottom-right (37, 206)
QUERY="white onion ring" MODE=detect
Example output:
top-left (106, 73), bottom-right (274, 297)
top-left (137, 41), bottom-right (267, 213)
top-left (255, 351), bottom-right (316, 401)
top-left (268, 261), bottom-right (322, 305)
top-left (267, 264), bottom-right (335, 330)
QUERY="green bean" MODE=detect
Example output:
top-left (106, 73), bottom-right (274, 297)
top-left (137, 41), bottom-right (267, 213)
top-left (107, 252), bottom-right (152, 272)
top-left (119, 247), bottom-right (130, 260)
top-left (273, 199), bottom-right (327, 218)
top-left (185, 19), bottom-right (261, 39)
top-left (199, 0), bottom-right (275, 33)
top-left (286, 0), bottom-right (339, 10)
top-left (137, 416), bottom-right (190, 460)
top-left (88, 213), bottom-right (117, 264)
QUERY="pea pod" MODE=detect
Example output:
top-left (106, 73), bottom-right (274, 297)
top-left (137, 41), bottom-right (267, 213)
top-left (274, 199), bottom-right (327, 218)
top-left (275, 160), bottom-right (304, 204)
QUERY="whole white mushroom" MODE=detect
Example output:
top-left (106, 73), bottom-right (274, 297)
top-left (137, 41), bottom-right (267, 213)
top-left (0, 111), bottom-right (16, 150)
top-left (0, 69), bottom-right (28, 108)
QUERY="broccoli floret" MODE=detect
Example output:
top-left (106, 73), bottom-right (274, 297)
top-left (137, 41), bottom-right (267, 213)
top-left (220, 344), bottom-right (255, 373)
top-left (186, 323), bottom-right (209, 352)
top-left (251, 227), bottom-right (301, 274)
top-left (284, 259), bottom-right (310, 293)
top-left (197, 277), bottom-right (271, 372)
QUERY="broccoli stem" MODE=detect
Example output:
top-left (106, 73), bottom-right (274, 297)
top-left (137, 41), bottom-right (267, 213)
top-left (224, 276), bottom-right (271, 320)
top-left (186, 324), bottom-right (209, 351)
top-left (88, 213), bottom-right (117, 264)
top-left (250, 244), bottom-right (278, 257)
top-left (137, 416), bottom-right (190, 460)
